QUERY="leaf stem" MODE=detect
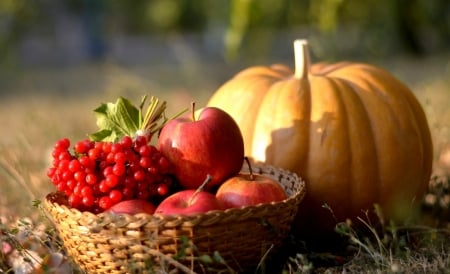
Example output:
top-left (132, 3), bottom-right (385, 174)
top-left (139, 96), bottom-right (168, 141)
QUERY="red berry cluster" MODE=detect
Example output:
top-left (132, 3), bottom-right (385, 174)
top-left (47, 135), bottom-right (175, 213)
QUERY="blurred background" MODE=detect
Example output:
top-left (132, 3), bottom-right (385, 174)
top-left (1, 0), bottom-right (449, 79)
top-left (0, 0), bottom-right (449, 95)
top-left (0, 0), bottom-right (449, 215)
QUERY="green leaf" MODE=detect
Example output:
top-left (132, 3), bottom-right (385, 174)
top-left (112, 97), bottom-right (140, 133)
top-left (90, 97), bottom-right (140, 142)
top-left (198, 254), bottom-right (213, 264)
top-left (88, 95), bottom-right (174, 143)
top-left (89, 129), bottom-right (117, 142)
top-left (213, 251), bottom-right (226, 264)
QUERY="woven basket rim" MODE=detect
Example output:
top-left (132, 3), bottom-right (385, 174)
top-left (45, 188), bottom-right (305, 222)
top-left (44, 163), bottom-right (306, 228)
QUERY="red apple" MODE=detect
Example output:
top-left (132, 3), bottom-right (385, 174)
top-left (154, 189), bottom-right (223, 215)
top-left (107, 199), bottom-right (156, 215)
top-left (216, 159), bottom-right (288, 209)
top-left (157, 104), bottom-right (244, 189)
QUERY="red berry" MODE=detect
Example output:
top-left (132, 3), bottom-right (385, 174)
top-left (47, 167), bottom-right (56, 177)
top-left (134, 135), bottom-right (148, 147)
top-left (157, 184), bottom-right (169, 196)
top-left (105, 174), bottom-right (119, 188)
top-left (74, 139), bottom-right (91, 154)
top-left (109, 190), bottom-right (123, 203)
top-left (102, 166), bottom-right (113, 177)
top-left (98, 160), bottom-right (108, 171)
top-left (56, 182), bottom-right (67, 192)
top-left (122, 187), bottom-right (134, 200)
top-left (58, 159), bottom-right (70, 170)
top-left (139, 157), bottom-right (151, 168)
top-left (68, 194), bottom-right (82, 208)
top-left (158, 157), bottom-right (170, 173)
top-left (68, 159), bottom-right (81, 172)
top-left (58, 151), bottom-right (72, 161)
top-left (94, 142), bottom-right (104, 150)
top-left (82, 195), bottom-right (94, 207)
top-left (106, 152), bottom-right (115, 163)
top-left (148, 166), bottom-right (158, 175)
top-left (102, 142), bottom-right (112, 154)
top-left (114, 152), bottom-right (126, 163)
top-left (62, 170), bottom-right (73, 181)
top-left (99, 180), bottom-right (110, 193)
top-left (133, 170), bottom-right (145, 181)
top-left (74, 170), bottom-right (86, 183)
top-left (111, 143), bottom-right (122, 153)
top-left (88, 148), bottom-right (101, 160)
top-left (138, 145), bottom-right (151, 157)
top-left (66, 179), bottom-right (77, 191)
top-left (79, 155), bottom-right (93, 168)
top-left (54, 138), bottom-right (70, 150)
top-left (99, 196), bottom-right (113, 210)
top-left (120, 136), bottom-right (133, 149)
top-left (112, 163), bottom-right (125, 176)
top-left (85, 173), bottom-right (97, 185)
top-left (81, 185), bottom-right (93, 197)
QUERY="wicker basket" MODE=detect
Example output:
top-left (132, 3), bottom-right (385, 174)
top-left (44, 164), bottom-right (306, 273)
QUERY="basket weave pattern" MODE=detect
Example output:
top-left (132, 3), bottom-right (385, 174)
top-left (44, 164), bottom-right (306, 273)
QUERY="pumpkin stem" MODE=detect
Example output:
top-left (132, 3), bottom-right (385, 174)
top-left (293, 39), bottom-right (310, 79)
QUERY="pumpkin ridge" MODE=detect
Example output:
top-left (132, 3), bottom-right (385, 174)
top-left (333, 77), bottom-right (382, 211)
top-left (358, 66), bottom-right (433, 184)
top-left (335, 66), bottom-right (430, 219)
top-left (311, 75), bottom-right (381, 219)
top-left (345, 76), bottom-right (397, 211)
top-left (251, 76), bottom-right (311, 175)
top-left (401, 90), bottom-right (433, 194)
top-left (324, 77), bottom-right (354, 213)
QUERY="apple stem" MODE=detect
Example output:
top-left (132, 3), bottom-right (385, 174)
top-left (244, 157), bottom-right (254, 181)
top-left (191, 101), bottom-right (196, 121)
top-left (188, 174), bottom-right (212, 205)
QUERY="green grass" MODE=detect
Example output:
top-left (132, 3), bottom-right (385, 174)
top-left (0, 57), bottom-right (449, 273)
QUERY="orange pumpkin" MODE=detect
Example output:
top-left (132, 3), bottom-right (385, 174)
top-left (206, 39), bottom-right (433, 239)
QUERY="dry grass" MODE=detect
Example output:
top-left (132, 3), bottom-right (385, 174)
top-left (0, 56), bottom-right (449, 273)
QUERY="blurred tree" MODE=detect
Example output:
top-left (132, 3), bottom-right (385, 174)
top-left (224, 0), bottom-right (253, 61)
top-left (105, 0), bottom-right (207, 34)
top-left (309, 0), bottom-right (344, 33)
top-left (223, 0), bottom-right (449, 61)
top-left (395, 0), bottom-right (425, 55)
top-left (82, 0), bottom-right (107, 60)
top-left (0, 0), bottom-right (42, 65)
top-left (0, 0), bottom-right (448, 66)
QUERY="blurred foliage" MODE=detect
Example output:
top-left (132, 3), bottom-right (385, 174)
top-left (224, 0), bottom-right (449, 61)
top-left (0, 0), bottom-right (41, 64)
top-left (0, 0), bottom-right (448, 63)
